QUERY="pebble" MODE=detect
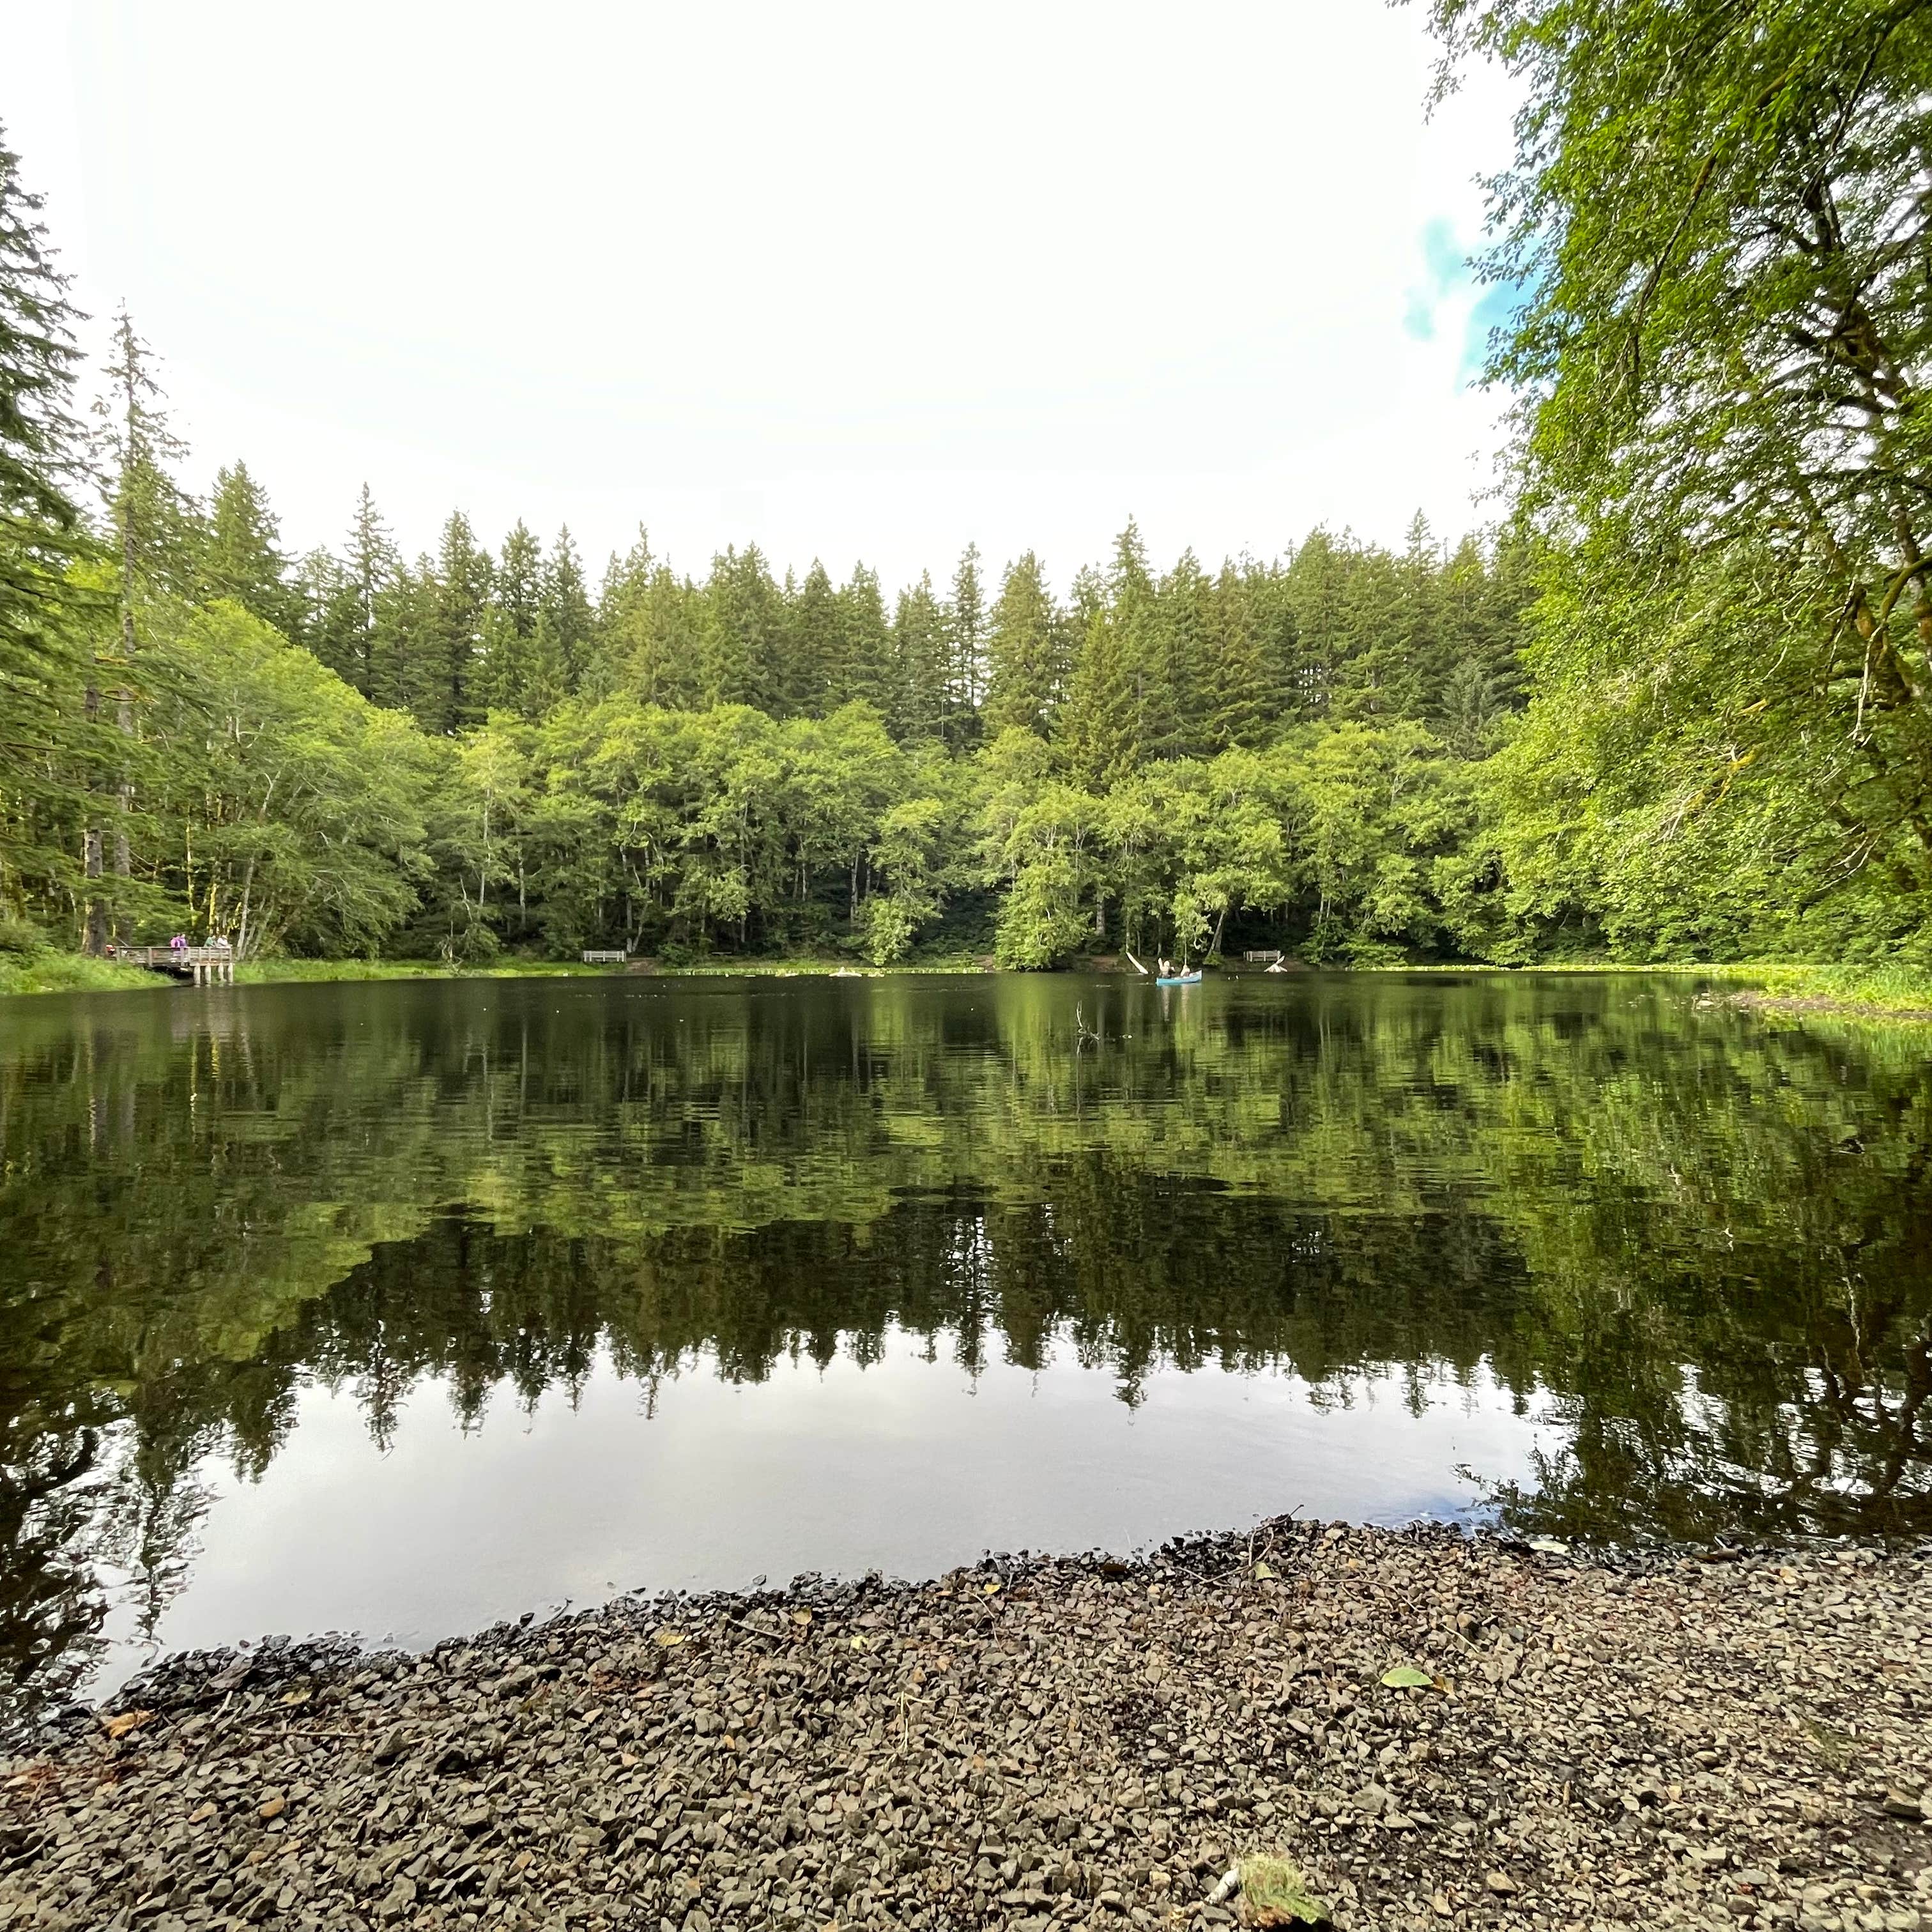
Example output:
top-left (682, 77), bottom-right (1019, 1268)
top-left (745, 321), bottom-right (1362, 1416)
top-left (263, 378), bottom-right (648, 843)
top-left (3, 1521), bottom-right (1929, 1931)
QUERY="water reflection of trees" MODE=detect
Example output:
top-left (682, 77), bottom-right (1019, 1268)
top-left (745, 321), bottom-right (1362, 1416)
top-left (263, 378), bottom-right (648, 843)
top-left (2, 973), bottom-right (1929, 1712)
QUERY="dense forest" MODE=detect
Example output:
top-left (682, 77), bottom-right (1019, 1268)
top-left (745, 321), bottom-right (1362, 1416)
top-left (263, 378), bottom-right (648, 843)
top-left (3, 0), bottom-right (1929, 973)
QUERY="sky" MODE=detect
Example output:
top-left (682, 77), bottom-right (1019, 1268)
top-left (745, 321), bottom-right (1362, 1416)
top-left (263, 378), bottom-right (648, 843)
top-left (3, 1), bottom-right (1519, 593)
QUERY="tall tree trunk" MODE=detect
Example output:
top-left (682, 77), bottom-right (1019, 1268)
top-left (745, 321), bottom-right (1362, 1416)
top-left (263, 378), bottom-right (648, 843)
top-left (82, 678), bottom-right (107, 953)
top-left (112, 360), bottom-right (140, 944)
top-left (236, 857), bottom-right (254, 962)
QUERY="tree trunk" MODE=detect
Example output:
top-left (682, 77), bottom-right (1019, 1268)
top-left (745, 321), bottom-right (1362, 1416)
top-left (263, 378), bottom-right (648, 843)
top-left (236, 857), bottom-right (254, 962)
top-left (112, 368), bottom-right (139, 944)
top-left (82, 677), bottom-right (107, 953)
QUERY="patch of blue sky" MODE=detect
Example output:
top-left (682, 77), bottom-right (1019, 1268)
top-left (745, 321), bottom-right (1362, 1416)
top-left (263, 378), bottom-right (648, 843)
top-left (1406, 217), bottom-right (1527, 384)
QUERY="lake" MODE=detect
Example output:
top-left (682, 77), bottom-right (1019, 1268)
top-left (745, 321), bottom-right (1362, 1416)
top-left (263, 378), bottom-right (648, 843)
top-left (1, 970), bottom-right (1927, 1717)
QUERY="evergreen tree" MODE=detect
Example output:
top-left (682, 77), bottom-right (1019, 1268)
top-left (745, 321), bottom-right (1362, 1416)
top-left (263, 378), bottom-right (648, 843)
top-left (833, 564), bottom-right (893, 713)
top-left (1281, 530), bottom-right (1349, 719)
top-left (944, 542), bottom-right (986, 746)
top-left (294, 547), bottom-right (346, 671)
top-left (427, 510), bottom-right (492, 733)
top-left (91, 309), bottom-right (198, 946)
top-left (1204, 562), bottom-right (1271, 751)
top-left (375, 556), bottom-right (440, 719)
top-left (1150, 549), bottom-right (1211, 760)
top-left (599, 529), bottom-right (702, 710)
top-left (201, 461), bottom-right (296, 638)
top-left (699, 544), bottom-right (786, 710)
top-left (1106, 521), bottom-right (1163, 767)
top-left (0, 125), bottom-right (90, 686)
top-left (889, 572), bottom-right (949, 741)
top-left (983, 551), bottom-right (1064, 740)
top-left (790, 560), bottom-right (841, 714)
top-left (478, 520), bottom-right (542, 716)
top-left (95, 308), bottom-right (199, 613)
top-left (536, 527), bottom-right (594, 698)
top-left (1393, 510), bottom-right (1443, 714)
top-left (335, 483), bottom-right (399, 699)
top-left (1061, 604), bottom-right (1140, 789)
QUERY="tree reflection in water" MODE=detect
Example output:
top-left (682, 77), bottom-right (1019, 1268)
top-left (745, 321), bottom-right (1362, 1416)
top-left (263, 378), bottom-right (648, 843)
top-left (1, 972), bottom-right (1927, 1716)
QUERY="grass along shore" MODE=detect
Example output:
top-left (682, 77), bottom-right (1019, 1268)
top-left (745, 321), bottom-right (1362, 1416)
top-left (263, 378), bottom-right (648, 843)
top-left (4, 947), bottom-right (1932, 1021)
top-left (0, 951), bottom-right (994, 997)
top-left (8, 1521), bottom-right (1929, 1931)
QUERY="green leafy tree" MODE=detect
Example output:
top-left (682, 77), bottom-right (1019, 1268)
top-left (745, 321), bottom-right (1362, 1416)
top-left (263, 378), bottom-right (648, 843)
top-left (156, 601), bottom-right (435, 956)
top-left (1433, 0), bottom-right (1932, 949)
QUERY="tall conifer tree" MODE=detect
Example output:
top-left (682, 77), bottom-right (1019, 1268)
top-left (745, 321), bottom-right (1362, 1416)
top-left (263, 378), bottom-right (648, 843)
top-left (335, 484), bottom-right (399, 699)
top-left (92, 309), bottom-right (197, 943)
top-left (834, 565), bottom-right (892, 713)
top-left (478, 520), bottom-right (542, 716)
top-left (984, 552), bottom-right (1064, 740)
top-left (0, 126), bottom-right (89, 684)
top-left (202, 461), bottom-right (297, 638)
top-left (944, 543), bottom-right (986, 745)
top-left (428, 510), bottom-right (492, 733)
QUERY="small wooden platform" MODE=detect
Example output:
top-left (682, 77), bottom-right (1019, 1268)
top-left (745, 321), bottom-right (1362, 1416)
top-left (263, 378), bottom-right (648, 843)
top-left (122, 946), bottom-right (236, 985)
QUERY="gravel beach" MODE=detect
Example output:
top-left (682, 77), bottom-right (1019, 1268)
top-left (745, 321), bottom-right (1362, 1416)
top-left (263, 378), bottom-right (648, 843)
top-left (5, 1521), bottom-right (1929, 1932)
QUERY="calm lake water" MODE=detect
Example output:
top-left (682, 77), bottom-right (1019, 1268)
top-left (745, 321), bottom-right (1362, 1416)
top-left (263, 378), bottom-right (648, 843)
top-left (2, 970), bottom-right (1928, 1713)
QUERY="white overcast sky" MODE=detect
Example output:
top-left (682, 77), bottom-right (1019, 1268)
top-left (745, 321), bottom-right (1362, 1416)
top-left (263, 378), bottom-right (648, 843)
top-left (3, 1), bottom-right (1518, 591)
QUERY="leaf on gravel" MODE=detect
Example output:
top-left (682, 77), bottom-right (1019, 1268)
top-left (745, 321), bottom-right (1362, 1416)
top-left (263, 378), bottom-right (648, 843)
top-left (101, 1709), bottom-right (154, 1740)
top-left (850, 1635), bottom-right (868, 1652)
top-left (790, 1609), bottom-right (812, 1626)
top-left (983, 1580), bottom-right (1001, 1595)
top-left (1253, 1561), bottom-right (1277, 1580)
top-left (1380, 1666), bottom-right (1435, 1690)
top-left (651, 1629), bottom-right (686, 1648)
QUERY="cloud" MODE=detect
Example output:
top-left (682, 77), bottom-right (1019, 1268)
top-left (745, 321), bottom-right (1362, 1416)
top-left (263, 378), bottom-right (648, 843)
top-left (3, 1), bottom-right (1522, 579)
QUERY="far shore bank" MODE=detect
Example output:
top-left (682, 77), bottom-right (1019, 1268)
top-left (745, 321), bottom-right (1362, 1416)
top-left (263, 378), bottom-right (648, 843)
top-left (6, 950), bottom-right (1932, 1027)
top-left (8, 1521), bottom-right (1929, 1931)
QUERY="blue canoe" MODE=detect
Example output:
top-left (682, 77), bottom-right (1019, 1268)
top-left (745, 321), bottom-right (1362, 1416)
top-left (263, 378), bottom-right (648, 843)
top-left (1156, 969), bottom-right (1202, 986)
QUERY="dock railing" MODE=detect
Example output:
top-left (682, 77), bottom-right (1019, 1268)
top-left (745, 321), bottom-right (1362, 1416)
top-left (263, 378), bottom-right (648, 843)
top-left (121, 946), bottom-right (236, 985)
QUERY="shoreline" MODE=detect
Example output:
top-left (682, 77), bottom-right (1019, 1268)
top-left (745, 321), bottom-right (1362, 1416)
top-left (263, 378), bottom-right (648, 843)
top-left (6, 951), bottom-right (1932, 1028)
top-left (10, 1522), bottom-right (1929, 1931)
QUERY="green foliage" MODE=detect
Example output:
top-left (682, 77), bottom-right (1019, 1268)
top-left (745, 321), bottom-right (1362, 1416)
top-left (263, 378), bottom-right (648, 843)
top-left (0, 125), bottom-right (91, 686)
top-left (0, 111), bottom-right (1549, 973)
top-left (155, 602), bottom-right (436, 956)
top-left (1432, 0), bottom-right (1932, 961)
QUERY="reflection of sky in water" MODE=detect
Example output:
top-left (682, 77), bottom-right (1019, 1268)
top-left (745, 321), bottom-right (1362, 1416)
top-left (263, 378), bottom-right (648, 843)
top-left (12, 970), bottom-right (1928, 1712)
top-left (98, 1335), bottom-right (1557, 1689)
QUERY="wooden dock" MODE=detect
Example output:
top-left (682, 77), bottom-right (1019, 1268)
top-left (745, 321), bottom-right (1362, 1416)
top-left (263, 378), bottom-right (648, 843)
top-left (121, 945), bottom-right (236, 985)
